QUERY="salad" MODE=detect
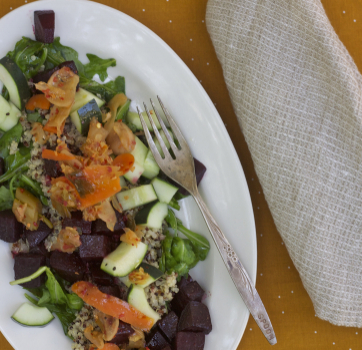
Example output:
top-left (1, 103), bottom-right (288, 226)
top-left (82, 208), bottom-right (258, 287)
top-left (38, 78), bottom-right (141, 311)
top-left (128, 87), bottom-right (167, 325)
top-left (0, 10), bottom-right (212, 350)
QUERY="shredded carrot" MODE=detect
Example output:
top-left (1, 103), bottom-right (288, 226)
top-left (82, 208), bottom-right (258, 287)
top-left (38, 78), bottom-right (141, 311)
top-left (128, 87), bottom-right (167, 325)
top-left (42, 149), bottom-right (75, 161)
top-left (71, 282), bottom-right (154, 331)
top-left (25, 94), bottom-right (51, 111)
top-left (113, 153), bottom-right (135, 174)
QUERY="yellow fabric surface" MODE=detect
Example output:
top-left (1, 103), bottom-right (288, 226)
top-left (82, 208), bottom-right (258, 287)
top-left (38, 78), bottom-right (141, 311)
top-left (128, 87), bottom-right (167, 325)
top-left (0, 0), bottom-right (361, 349)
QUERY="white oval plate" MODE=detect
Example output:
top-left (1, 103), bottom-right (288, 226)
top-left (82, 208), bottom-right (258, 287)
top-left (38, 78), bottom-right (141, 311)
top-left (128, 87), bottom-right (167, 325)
top-left (0, 1), bottom-right (256, 349)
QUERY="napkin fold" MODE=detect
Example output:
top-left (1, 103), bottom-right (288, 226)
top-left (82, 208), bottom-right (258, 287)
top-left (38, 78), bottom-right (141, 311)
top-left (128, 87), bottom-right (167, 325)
top-left (206, 0), bottom-right (362, 327)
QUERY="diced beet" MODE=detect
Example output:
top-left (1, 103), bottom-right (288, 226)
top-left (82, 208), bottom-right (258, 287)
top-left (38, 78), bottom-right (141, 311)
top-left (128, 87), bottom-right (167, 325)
top-left (34, 10), bottom-right (55, 44)
top-left (178, 301), bottom-right (212, 334)
top-left (171, 281), bottom-right (205, 315)
top-left (92, 211), bottom-right (125, 236)
top-left (110, 234), bottom-right (121, 251)
top-left (62, 211), bottom-right (92, 234)
top-left (49, 251), bottom-right (85, 283)
top-left (177, 275), bottom-right (193, 291)
top-left (0, 210), bottom-right (23, 243)
top-left (79, 235), bottom-right (112, 261)
top-left (29, 243), bottom-right (48, 257)
top-left (109, 320), bottom-right (135, 344)
top-left (90, 264), bottom-right (113, 286)
top-left (173, 332), bottom-right (205, 350)
top-left (24, 221), bottom-right (52, 248)
top-left (14, 254), bottom-right (46, 288)
top-left (114, 278), bottom-right (129, 301)
top-left (98, 285), bottom-right (120, 298)
top-left (160, 346), bottom-right (172, 350)
top-left (145, 329), bottom-right (170, 350)
top-left (157, 311), bottom-right (178, 343)
top-left (0, 157), bottom-right (4, 176)
top-left (43, 158), bottom-right (63, 178)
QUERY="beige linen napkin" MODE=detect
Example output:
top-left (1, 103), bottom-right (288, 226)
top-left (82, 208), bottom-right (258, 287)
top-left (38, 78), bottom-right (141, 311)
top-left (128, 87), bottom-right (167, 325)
top-left (206, 0), bottom-right (362, 327)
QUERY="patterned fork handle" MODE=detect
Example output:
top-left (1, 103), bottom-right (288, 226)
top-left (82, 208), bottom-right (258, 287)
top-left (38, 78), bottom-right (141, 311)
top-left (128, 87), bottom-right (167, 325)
top-left (192, 189), bottom-right (277, 345)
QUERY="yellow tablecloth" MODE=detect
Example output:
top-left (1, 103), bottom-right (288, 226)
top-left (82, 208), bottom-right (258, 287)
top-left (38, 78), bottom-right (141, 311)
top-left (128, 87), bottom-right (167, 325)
top-left (0, 1), bottom-right (361, 349)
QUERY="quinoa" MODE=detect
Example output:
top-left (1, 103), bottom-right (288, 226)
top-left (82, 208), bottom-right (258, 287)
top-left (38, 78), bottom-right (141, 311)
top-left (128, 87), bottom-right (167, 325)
top-left (68, 305), bottom-right (96, 350)
top-left (9, 140), bottom-right (19, 155)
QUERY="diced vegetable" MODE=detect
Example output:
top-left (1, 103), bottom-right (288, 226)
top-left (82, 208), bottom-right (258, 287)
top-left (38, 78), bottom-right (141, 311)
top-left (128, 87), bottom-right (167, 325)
top-left (25, 94), bottom-right (51, 111)
top-left (11, 302), bottom-right (54, 327)
top-left (34, 10), bottom-right (55, 44)
top-left (71, 281), bottom-right (155, 331)
top-left (116, 184), bottom-right (157, 211)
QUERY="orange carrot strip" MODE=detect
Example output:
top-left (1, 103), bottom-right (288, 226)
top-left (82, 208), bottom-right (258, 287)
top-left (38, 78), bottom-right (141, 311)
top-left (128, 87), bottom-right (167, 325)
top-left (113, 153), bottom-right (135, 174)
top-left (42, 149), bottom-right (75, 161)
top-left (71, 282), bottom-right (154, 332)
top-left (25, 94), bottom-right (51, 111)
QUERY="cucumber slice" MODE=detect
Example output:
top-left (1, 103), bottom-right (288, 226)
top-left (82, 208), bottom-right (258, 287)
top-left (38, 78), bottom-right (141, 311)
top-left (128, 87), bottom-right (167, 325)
top-left (70, 98), bottom-right (102, 136)
top-left (119, 176), bottom-right (127, 188)
top-left (11, 302), bottom-right (54, 327)
top-left (0, 57), bottom-right (31, 110)
top-left (101, 241), bottom-right (148, 277)
top-left (124, 136), bottom-right (148, 184)
top-left (126, 110), bottom-right (162, 131)
top-left (0, 103), bottom-right (21, 131)
top-left (135, 201), bottom-right (168, 229)
top-left (151, 177), bottom-right (178, 204)
top-left (142, 150), bottom-right (160, 179)
top-left (153, 129), bottom-right (175, 157)
top-left (0, 94), bottom-right (11, 125)
top-left (117, 184), bottom-right (157, 211)
top-left (127, 285), bottom-right (161, 323)
top-left (119, 263), bottom-right (163, 288)
top-left (70, 88), bottom-right (105, 114)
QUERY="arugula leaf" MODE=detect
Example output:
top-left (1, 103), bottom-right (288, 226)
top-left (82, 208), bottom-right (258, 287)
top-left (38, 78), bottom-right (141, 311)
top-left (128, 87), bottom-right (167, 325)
top-left (84, 54), bottom-right (116, 82)
top-left (0, 123), bottom-right (23, 159)
top-left (37, 289), bottom-right (51, 306)
top-left (7, 37), bottom-right (48, 79)
top-left (79, 75), bottom-right (125, 102)
top-left (0, 186), bottom-right (13, 211)
top-left (0, 148), bottom-right (30, 185)
top-left (18, 174), bottom-right (48, 205)
top-left (166, 209), bottom-right (178, 233)
top-left (45, 268), bottom-right (70, 305)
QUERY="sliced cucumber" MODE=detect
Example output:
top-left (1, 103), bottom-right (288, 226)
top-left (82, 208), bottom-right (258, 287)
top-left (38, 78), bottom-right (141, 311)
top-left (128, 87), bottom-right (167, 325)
top-left (135, 201), bottom-right (168, 229)
top-left (70, 98), bottom-right (102, 136)
top-left (0, 94), bottom-right (21, 132)
top-left (11, 302), bottom-right (54, 327)
top-left (126, 110), bottom-right (162, 131)
top-left (0, 57), bottom-right (31, 110)
top-left (151, 177), bottom-right (178, 204)
top-left (123, 136), bottom-right (148, 184)
top-left (70, 88), bottom-right (105, 114)
top-left (127, 285), bottom-right (161, 323)
top-left (117, 184), bottom-right (157, 211)
top-left (101, 241), bottom-right (148, 277)
top-left (142, 150), bottom-right (160, 179)
top-left (119, 262), bottom-right (163, 288)
top-left (119, 176), bottom-right (127, 188)
top-left (153, 129), bottom-right (175, 157)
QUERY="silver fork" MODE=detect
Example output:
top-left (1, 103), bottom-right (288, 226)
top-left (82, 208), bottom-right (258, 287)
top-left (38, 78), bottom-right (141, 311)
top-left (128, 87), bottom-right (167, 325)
top-left (138, 97), bottom-right (277, 346)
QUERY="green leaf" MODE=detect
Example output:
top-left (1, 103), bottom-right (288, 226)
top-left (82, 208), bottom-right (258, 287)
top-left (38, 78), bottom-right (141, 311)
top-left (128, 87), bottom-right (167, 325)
top-left (45, 268), bottom-right (68, 305)
top-left (0, 123), bottom-right (23, 159)
top-left (84, 53), bottom-right (116, 82)
top-left (79, 75), bottom-right (125, 102)
top-left (0, 186), bottom-right (13, 211)
top-left (7, 37), bottom-right (47, 79)
top-left (116, 99), bottom-right (131, 121)
top-left (19, 174), bottom-right (48, 205)
top-left (171, 237), bottom-right (197, 266)
top-left (38, 289), bottom-right (51, 306)
top-left (66, 293), bottom-right (83, 311)
top-left (166, 209), bottom-right (178, 233)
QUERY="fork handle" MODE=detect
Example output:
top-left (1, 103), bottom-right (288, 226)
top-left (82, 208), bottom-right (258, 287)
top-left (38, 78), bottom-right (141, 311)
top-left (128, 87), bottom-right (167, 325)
top-left (192, 189), bottom-right (277, 345)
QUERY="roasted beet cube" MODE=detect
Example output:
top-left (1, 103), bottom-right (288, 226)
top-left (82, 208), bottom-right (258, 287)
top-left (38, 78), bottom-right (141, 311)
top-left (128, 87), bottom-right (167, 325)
top-left (62, 211), bottom-right (92, 234)
top-left (24, 221), bottom-right (52, 248)
top-left (90, 264), bottom-right (113, 286)
top-left (160, 346), bottom-right (171, 350)
top-left (157, 311), bottom-right (178, 343)
top-left (110, 234), bottom-right (121, 251)
top-left (173, 332), bottom-right (205, 350)
top-left (29, 243), bottom-right (48, 257)
top-left (43, 158), bottom-right (63, 178)
top-left (0, 157), bottom-right (4, 176)
top-left (0, 209), bottom-right (23, 243)
top-left (177, 275), bottom-right (193, 290)
top-left (98, 285), bottom-right (120, 298)
top-left (178, 301), bottom-right (212, 334)
top-left (145, 329), bottom-right (170, 350)
top-left (49, 251), bottom-right (85, 283)
top-left (14, 254), bottom-right (46, 288)
top-left (92, 211), bottom-right (125, 236)
top-left (109, 320), bottom-right (135, 344)
top-left (79, 235), bottom-right (112, 261)
top-left (171, 281), bottom-right (205, 315)
top-left (34, 10), bottom-right (55, 44)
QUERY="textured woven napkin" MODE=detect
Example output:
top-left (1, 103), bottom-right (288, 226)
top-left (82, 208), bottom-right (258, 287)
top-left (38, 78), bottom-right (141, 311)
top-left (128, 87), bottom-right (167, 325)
top-left (206, 0), bottom-right (362, 328)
